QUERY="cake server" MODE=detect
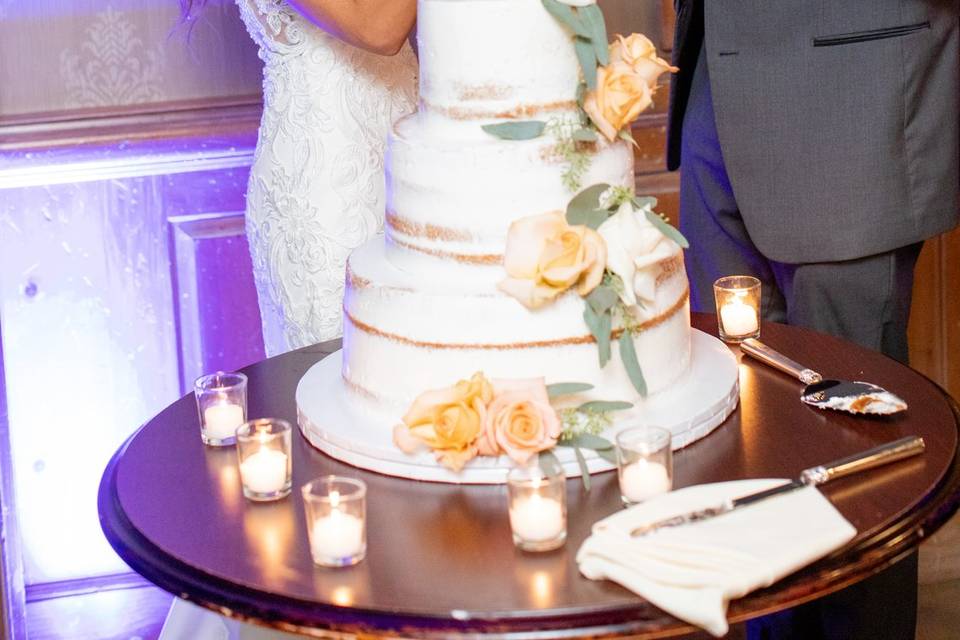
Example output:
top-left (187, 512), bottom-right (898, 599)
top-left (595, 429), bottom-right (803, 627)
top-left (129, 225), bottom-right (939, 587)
top-left (739, 338), bottom-right (907, 415)
top-left (629, 435), bottom-right (924, 537)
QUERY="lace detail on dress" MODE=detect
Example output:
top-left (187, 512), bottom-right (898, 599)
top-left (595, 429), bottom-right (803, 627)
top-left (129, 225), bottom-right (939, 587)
top-left (236, 0), bottom-right (418, 355)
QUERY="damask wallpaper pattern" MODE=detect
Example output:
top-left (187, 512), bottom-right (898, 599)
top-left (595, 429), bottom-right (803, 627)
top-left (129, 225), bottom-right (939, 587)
top-left (0, 0), bottom-right (262, 118)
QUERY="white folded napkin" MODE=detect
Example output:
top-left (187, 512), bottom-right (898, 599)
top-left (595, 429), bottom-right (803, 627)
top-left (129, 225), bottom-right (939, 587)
top-left (576, 479), bottom-right (857, 637)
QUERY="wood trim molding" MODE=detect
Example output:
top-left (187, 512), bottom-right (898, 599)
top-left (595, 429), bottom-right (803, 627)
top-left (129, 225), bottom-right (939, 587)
top-left (0, 322), bottom-right (27, 640)
top-left (0, 96), bottom-right (263, 153)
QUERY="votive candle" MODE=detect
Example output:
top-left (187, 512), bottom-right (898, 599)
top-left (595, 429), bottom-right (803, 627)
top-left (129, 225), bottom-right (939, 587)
top-left (506, 466), bottom-right (567, 552)
top-left (236, 419), bottom-right (292, 501)
top-left (713, 276), bottom-right (762, 342)
top-left (303, 476), bottom-right (367, 567)
top-left (195, 371), bottom-right (248, 446)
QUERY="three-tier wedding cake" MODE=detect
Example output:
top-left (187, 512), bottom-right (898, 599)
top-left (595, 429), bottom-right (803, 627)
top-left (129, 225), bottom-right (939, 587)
top-left (296, 0), bottom-right (739, 483)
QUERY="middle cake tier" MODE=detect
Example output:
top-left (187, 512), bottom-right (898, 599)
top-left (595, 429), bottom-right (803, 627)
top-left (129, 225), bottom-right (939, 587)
top-left (384, 113), bottom-right (636, 276)
top-left (342, 240), bottom-right (692, 413)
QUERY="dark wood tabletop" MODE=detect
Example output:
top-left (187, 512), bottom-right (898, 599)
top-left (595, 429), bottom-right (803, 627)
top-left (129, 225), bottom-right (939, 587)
top-left (98, 314), bottom-right (960, 639)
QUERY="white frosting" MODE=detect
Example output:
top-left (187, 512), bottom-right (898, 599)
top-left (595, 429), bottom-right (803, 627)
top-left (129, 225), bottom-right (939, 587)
top-left (385, 115), bottom-right (635, 275)
top-left (342, 241), bottom-right (691, 411)
top-left (417, 0), bottom-right (581, 125)
top-left (299, 0), bottom-right (696, 442)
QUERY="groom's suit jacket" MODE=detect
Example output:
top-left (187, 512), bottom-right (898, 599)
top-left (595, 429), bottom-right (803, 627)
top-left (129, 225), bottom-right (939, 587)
top-left (667, 0), bottom-right (959, 264)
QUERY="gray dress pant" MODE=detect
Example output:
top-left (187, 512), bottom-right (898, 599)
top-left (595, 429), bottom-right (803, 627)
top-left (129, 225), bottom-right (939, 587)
top-left (679, 41), bottom-right (921, 640)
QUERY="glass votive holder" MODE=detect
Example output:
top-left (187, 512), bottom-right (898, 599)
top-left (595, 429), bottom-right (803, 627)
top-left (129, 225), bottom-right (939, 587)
top-left (615, 425), bottom-right (673, 506)
top-left (713, 275), bottom-right (761, 343)
top-left (302, 476), bottom-right (367, 567)
top-left (235, 418), bottom-right (292, 502)
top-left (506, 465), bottom-right (567, 552)
top-left (195, 371), bottom-right (248, 446)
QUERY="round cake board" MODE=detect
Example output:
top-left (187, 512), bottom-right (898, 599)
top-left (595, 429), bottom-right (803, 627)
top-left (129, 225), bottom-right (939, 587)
top-left (296, 329), bottom-right (739, 484)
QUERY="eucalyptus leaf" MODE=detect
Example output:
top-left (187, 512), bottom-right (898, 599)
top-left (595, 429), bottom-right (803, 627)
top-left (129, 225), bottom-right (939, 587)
top-left (618, 127), bottom-right (639, 148)
top-left (643, 208), bottom-right (690, 249)
top-left (538, 449), bottom-right (563, 477)
top-left (577, 400), bottom-right (634, 413)
top-left (574, 36), bottom-right (598, 89)
top-left (595, 447), bottom-right (618, 464)
top-left (566, 183), bottom-right (611, 228)
top-left (619, 330), bottom-right (648, 396)
top-left (586, 284), bottom-right (618, 315)
top-left (546, 382), bottom-right (595, 398)
top-left (574, 446), bottom-right (591, 491)
top-left (541, 0), bottom-right (591, 37)
top-left (481, 120), bottom-right (547, 140)
top-left (560, 433), bottom-right (615, 451)
top-left (573, 127), bottom-right (598, 142)
top-left (581, 4), bottom-right (610, 66)
top-left (583, 303), bottom-right (611, 367)
top-left (631, 195), bottom-right (659, 210)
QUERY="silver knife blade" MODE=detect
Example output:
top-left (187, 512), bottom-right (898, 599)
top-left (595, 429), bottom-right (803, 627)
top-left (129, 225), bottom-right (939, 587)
top-left (629, 436), bottom-right (924, 538)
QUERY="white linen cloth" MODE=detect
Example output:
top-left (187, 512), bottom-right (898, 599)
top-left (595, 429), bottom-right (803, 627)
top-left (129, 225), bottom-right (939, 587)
top-left (576, 479), bottom-right (857, 637)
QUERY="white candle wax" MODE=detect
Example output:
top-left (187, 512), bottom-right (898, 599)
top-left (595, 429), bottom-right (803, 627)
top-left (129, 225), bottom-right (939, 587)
top-left (203, 402), bottom-right (244, 440)
top-left (311, 508), bottom-right (365, 560)
top-left (720, 298), bottom-right (759, 337)
top-left (509, 494), bottom-right (564, 543)
top-left (620, 459), bottom-right (671, 503)
top-left (239, 448), bottom-right (289, 494)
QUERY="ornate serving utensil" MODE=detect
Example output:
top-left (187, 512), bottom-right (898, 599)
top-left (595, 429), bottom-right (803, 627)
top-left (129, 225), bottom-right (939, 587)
top-left (630, 435), bottom-right (924, 537)
top-left (740, 338), bottom-right (907, 415)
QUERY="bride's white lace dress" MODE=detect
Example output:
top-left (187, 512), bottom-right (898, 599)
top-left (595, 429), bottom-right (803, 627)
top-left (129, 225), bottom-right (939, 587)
top-left (160, 1), bottom-right (415, 637)
top-left (239, 0), bottom-right (417, 356)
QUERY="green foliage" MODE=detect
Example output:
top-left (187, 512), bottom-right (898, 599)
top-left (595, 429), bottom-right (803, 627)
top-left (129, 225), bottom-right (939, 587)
top-left (481, 120), bottom-right (547, 140)
top-left (583, 303), bottom-right (612, 367)
top-left (643, 207), bottom-right (690, 249)
top-left (566, 183), bottom-right (611, 228)
top-left (546, 382), bottom-right (595, 398)
top-left (619, 330), bottom-right (648, 396)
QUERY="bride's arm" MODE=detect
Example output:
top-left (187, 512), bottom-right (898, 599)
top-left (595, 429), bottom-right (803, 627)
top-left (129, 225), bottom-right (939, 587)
top-left (286, 0), bottom-right (416, 56)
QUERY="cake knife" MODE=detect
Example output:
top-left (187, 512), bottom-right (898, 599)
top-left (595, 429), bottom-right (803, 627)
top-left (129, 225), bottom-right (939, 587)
top-left (629, 435), bottom-right (924, 537)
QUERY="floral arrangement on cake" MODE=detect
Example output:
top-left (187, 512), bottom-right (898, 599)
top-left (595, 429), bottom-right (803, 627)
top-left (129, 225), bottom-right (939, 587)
top-left (481, 0), bottom-right (686, 395)
top-left (393, 373), bottom-right (629, 483)
top-left (482, 0), bottom-right (677, 190)
top-left (499, 185), bottom-right (688, 396)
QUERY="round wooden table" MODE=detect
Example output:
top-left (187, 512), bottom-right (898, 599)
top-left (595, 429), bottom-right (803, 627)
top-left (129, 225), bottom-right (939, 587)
top-left (98, 315), bottom-right (960, 638)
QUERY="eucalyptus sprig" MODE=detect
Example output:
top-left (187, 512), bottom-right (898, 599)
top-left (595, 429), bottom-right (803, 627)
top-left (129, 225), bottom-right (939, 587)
top-left (539, 381), bottom-right (631, 489)
top-left (561, 183), bottom-right (689, 395)
top-left (541, 0), bottom-right (609, 90)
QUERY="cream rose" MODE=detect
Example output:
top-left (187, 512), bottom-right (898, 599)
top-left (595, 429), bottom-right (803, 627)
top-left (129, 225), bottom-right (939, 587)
top-left (609, 34), bottom-right (678, 88)
top-left (499, 212), bottom-right (606, 309)
top-left (481, 378), bottom-right (561, 466)
top-left (397, 372), bottom-right (494, 471)
top-left (597, 200), bottom-right (679, 307)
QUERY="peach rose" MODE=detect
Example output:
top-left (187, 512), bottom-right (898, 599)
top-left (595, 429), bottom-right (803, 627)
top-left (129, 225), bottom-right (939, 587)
top-left (481, 378), bottom-right (562, 466)
top-left (397, 372), bottom-right (494, 471)
top-left (609, 34), bottom-right (678, 88)
top-left (499, 212), bottom-right (606, 309)
top-left (583, 62), bottom-right (654, 142)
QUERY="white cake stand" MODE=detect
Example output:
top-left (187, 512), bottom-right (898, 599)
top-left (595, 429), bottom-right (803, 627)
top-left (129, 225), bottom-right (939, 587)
top-left (296, 329), bottom-right (739, 484)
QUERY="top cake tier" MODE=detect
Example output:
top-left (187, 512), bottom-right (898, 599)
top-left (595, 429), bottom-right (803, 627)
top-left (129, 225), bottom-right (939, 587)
top-left (417, 0), bottom-right (581, 124)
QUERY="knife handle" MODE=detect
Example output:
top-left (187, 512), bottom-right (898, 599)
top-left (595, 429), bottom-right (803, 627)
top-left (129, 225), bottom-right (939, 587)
top-left (740, 338), bottom-right (823, 385)
top-left (799, 436), bottom-right (925, 486)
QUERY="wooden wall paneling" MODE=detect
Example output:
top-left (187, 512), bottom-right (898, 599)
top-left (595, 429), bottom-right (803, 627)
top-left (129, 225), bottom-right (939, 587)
top-left (942, 227), bottom-right (960, 401)
top-left (171, 213), bottom-right (265, 395)
top-left (908, 239), bottom-right (944, 384)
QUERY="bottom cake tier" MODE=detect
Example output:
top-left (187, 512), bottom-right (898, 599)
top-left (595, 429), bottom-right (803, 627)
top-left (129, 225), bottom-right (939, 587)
top-left (297, 329), bottom-right (740, 484)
